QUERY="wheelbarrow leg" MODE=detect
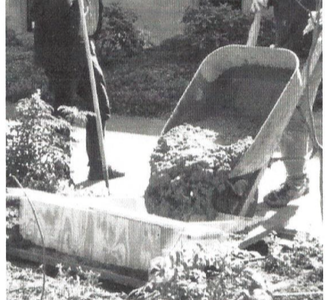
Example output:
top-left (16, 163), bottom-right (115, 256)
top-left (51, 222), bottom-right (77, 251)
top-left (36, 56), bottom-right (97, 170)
top-left (238, 167), bottom-right (267, 217)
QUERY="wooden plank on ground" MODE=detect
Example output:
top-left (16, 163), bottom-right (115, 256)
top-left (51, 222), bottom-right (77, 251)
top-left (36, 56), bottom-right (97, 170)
top-left (239, 205), bottom-right (299, 249)
top-left (7, 246), bottom-right (146, 288)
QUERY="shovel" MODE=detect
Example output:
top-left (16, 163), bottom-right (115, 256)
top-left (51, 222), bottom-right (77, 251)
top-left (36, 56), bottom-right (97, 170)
top-left (78, 0), bottom-right (110, 193)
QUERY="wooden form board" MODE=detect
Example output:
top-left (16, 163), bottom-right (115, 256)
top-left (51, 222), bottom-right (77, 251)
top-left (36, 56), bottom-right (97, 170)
top-left (11, 188), bottom-right (264, 272)
top-left (7, 246), bottom-right (146, 288)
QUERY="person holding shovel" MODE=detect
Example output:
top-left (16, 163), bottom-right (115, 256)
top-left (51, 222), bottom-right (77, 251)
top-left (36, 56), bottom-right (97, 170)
top-left (31, 0), bottom-right (118, 181)
top-left (251, 0), bottom-right (322, 207)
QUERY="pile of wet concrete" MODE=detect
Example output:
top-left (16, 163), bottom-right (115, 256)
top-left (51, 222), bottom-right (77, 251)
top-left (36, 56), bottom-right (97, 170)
top-left (144, 123), bottom-right (254, 221)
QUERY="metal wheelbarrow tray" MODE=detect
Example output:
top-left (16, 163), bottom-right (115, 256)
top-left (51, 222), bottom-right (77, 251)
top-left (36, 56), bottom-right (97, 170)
top-left (161, 45), bottom-right (304, 216)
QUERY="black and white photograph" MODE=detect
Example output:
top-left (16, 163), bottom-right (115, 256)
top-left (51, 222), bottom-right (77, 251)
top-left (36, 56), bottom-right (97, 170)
top-left (4, 0), bottom-right (328, 299)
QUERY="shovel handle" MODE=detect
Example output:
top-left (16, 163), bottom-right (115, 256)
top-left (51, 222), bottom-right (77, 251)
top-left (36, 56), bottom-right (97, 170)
top-left (78, 0), bottom-right (110, 192)
top-left (247, 11), bottom-right (262, 47)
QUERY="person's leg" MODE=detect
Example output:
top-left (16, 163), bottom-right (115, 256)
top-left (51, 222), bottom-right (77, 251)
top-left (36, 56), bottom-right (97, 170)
top-left (77, 40), bottom-right (121, 180)
top-left (264, 59), bottom-right (322, 207)
top-left (48, 72), bottom-right (78, 116)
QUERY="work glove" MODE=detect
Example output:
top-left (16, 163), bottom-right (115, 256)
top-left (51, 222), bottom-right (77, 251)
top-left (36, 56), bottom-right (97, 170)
top-left (251, 0), bottom-right (269, 13)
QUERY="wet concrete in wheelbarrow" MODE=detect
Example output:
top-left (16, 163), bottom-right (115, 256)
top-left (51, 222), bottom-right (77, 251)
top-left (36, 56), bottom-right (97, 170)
top-left (69, 111), bottom-right (323, 239)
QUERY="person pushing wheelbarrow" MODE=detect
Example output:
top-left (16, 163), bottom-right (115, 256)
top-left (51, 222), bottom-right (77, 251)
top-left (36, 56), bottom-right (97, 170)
top-left (250, 0), bottom-right (322, 207)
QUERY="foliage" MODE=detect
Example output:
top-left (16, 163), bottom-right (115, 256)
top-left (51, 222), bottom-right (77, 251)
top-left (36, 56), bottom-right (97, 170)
top-left (57, 105), bottom-right (95, 126)
top-left (204, 0), bottom-right (242, 10)
top-left (129, 243), bottom-right (271, 300)
top-left (264, 235), bottom-right (323, 281)
top-left (6, 41), bottom-right (50, 102)
top-left (6, 91), bottom-right (72, 193)
top-left (182, 3), bottom-right (251, 55)
top-left (6, 28), bottom-right (22, 47)
top-left (105, 49), bottom-right (196, 117)
top-left (96, 3), bottom-right (146, 64)
top-left (182, 1), bottom-right (275, 57)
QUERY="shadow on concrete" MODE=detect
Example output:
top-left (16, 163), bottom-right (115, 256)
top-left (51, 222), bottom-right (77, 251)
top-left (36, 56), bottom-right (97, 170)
top-left (74, 180), bottom-right (98, 189)
top-left (239, 204), bottom-right (299, 249)
top-left (256, 203), bottom-right (299, 230)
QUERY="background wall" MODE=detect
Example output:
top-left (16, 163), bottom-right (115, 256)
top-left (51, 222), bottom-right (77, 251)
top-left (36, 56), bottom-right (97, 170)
top-left (6, 0), bottom-right (27, 34)
top-left (6, 0), bottom-right (199, 44)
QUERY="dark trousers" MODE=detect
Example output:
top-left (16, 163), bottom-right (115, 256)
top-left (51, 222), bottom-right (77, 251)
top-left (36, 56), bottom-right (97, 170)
top-left (47, 40), bottom-right (111, 166)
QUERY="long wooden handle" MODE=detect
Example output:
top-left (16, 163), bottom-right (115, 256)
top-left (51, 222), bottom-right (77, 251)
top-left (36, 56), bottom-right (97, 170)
top-left (246, 11), bottom-right (262, 47)
top-left (78, 0), bottom-right (110, 192)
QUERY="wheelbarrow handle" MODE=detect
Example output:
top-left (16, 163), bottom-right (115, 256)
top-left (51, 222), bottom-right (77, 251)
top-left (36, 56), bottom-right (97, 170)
top-left (247, 11), bottom-right (262, 47)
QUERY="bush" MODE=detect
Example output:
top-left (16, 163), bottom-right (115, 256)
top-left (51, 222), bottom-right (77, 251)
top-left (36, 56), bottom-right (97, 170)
top-left (6, 41), bottom-right (50, 102)
top-left (182, 2), bottom-right (275, 57)
top-left (96, 3), bottom-right (146, 64)
top-left (6, 91), bottom-right (72, 193)
top-left (105, 50), bottom-right (196, 117)
top-left (6, 28), bottom-right (22, 47)
top-left (182, 3), bottom-right (251, 55)
top-left (205, 0), bottom-right (242, 9)
top-left (129, 243), bottom-right (271, 300)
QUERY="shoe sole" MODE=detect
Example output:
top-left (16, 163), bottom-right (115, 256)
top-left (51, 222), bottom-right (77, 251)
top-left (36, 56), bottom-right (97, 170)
top-left (264, 186), bottom-right (310, 208)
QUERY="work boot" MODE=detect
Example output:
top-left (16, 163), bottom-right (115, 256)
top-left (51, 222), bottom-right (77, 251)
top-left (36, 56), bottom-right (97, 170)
top-left (88, 163), bottom-right (124, 181)
top-left (264, 176), bottom-right (309, 208)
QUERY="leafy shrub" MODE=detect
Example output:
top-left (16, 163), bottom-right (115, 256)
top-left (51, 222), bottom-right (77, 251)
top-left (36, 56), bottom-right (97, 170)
top-left (105, 50), bottom-right (196, 117)
top-left (264, 235), bottom-right (323, 279)
top-left (129, 243), bottom-right (271, 300)
top-left (6, 28), bottom-right (22, 47)
top-left (6, 42), bottom-right (50, 102)
top-left (205, 0), bottom-right (242, 9)
top-left (96, 3), bottom-right (145, 64)
top-left (6, 91), bottom-right (72, 193)
top-left (182, 2), bottom-right (275, 58)
top-left (182, 3), bottom-right (251, 55)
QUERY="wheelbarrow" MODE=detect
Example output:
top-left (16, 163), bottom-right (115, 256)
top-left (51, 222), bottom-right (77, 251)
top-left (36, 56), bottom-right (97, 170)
top-left (160, 31), bottom-right (322, 217)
